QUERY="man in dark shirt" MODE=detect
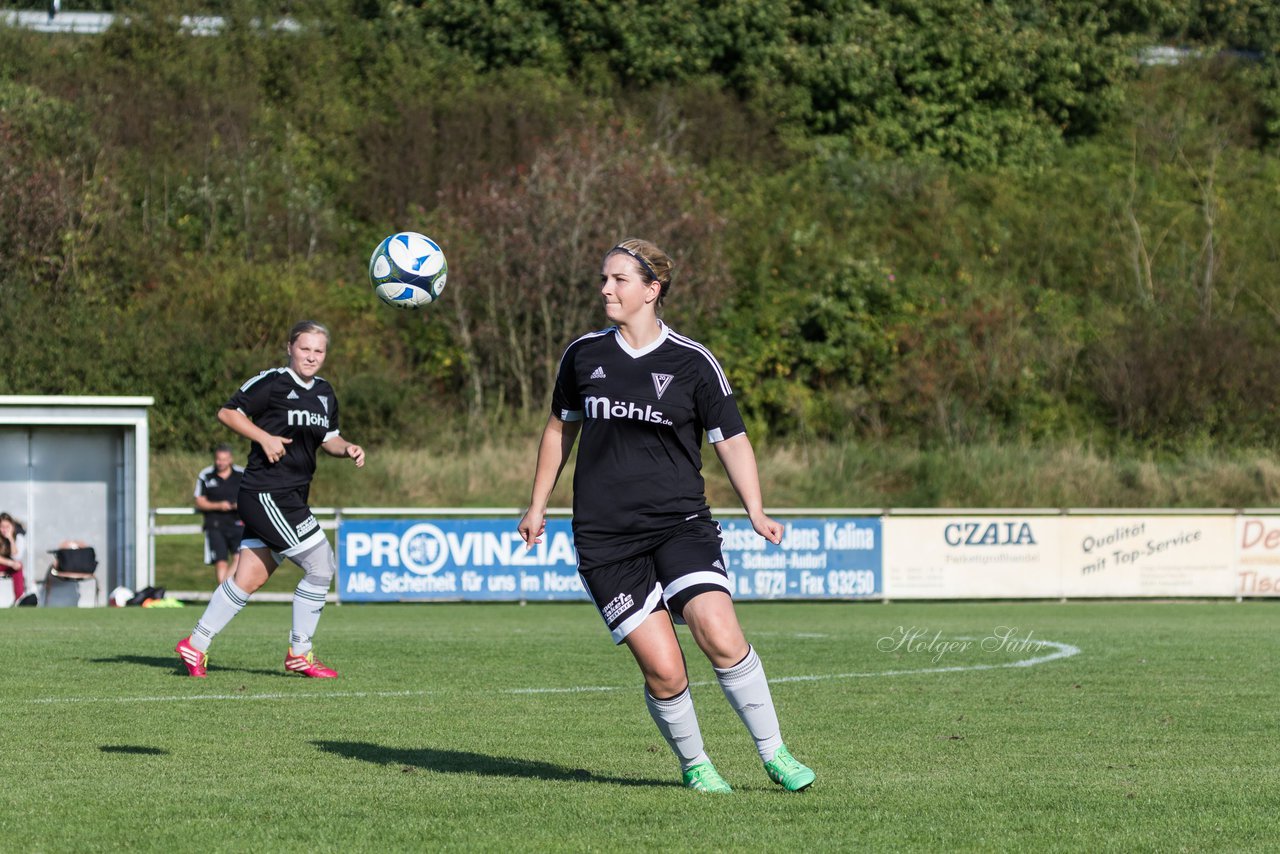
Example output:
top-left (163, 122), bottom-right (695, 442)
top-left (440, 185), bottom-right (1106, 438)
top-left (194, 444), bottom-right (244, 584)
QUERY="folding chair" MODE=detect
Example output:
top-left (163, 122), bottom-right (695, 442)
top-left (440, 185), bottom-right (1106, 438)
top-left (43, 543), bottom-right (99, 607)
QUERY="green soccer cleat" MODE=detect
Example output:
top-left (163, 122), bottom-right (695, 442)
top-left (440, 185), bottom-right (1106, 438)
top-left (764, 744), bottom-right (815, 792)
top-left (682, 761), bottom-right (733, 793)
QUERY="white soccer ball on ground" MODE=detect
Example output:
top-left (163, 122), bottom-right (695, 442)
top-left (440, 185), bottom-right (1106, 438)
top-left (368, 231), bottom-right (448, 310)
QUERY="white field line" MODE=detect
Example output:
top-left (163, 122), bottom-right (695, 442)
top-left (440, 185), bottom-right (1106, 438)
top-left (23, 640), bottom-right (1080, 705)
top-left (769, 639), bottom-right (1081, 683)
top-left (508, 639), bottom-right (1081, 695)
top-left (27, 689), bottom-right (429, 705)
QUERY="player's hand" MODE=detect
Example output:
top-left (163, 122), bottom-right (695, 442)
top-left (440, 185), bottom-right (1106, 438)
top-left (750, 512), bottom-right (784, 545)
top-left (262, 436), bottom-right (292, 464)
top-left (517, 510), bottom-right (546, 549)
top-left (346, 444), bottom-right (365, 467)
top-left (222, 500), bottom-right (234, 511)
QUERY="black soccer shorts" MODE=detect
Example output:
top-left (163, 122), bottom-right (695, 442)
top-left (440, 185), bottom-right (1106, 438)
top-left (578, 516), bottom-right (733, 644)
top-left (203, 519), bottom-right (244, 564)
top-left (237, 486), bottom-right (326, 557)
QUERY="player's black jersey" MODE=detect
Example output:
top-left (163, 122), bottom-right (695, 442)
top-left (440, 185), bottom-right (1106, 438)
top-left (224, 368), bottom-right (341, 492)
top-left (194, 464), bottom-right (244, 528)
top-left (551, 323), bottom-right (746, 562)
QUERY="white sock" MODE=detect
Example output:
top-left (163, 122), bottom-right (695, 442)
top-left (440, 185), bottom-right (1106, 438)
top-left (191, 578), bottom-right (250, 653)
top-left (715, 645), bottom-right (784, 762)
top-left (289, 579), bottom-right (329, 654)
top-left (645, 687), bottom-right (710, 771)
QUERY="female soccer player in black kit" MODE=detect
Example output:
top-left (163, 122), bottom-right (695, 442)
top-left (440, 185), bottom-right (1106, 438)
top-left (518, 239), bottom-right (815, 793)
top-left (177, 320), bottom-right (364, 679)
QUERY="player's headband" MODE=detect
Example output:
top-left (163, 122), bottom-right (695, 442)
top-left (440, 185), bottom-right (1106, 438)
top-left (608, 245), bottom-right (660, 285)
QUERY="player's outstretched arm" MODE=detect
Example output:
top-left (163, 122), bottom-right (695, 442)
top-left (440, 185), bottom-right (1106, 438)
top-left (321, 436), bottom-right (365, 468)
top-left (518, 414), bottom-right (580, 548)
top-left (713, 433), bottom-right (784, 545)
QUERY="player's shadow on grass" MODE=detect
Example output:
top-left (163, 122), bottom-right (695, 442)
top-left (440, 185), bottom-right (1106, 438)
top-left (313, 740), bottom-right (668, 788)
top-left (100, 745), bottom-right (169, 755)
top-left (90, 654), bottom-right (279, 678)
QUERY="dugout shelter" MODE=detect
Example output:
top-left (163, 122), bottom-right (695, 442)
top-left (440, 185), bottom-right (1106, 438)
top-left (0, 396), bottom-right (152, 606)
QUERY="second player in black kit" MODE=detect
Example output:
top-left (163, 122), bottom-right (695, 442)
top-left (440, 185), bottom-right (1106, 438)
top-left (519, 239), bottom-right (815, 794)
top-left (177, 320), bottom-right (365, 680)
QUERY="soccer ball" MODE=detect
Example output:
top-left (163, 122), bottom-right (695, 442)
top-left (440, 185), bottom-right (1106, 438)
top-left (368, 231), bottom-right (448, 309)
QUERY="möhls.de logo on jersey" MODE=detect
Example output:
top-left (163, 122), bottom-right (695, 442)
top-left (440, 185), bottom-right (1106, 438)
top-left (286, 409), bottom-right (329, 429)
top-left (582, 395), bottom-right (673, 426)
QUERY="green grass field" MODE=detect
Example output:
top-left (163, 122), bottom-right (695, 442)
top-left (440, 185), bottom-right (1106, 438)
top-left (2, 601), bottom-right (1276, 852)
top-left (151, 527), bottom-right (306, 594)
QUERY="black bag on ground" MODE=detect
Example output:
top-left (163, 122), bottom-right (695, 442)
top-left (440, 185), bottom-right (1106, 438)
top-left (54, 547), bottom-right (97, 574)
top-left (127, 586), bottom-right (165, 606)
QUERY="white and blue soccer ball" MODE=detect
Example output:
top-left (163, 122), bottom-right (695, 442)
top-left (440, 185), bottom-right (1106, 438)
top-left (368, 231), bottom-right (448, 309)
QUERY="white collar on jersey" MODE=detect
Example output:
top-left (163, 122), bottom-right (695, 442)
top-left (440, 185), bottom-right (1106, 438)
top-left (284, 367), bottom-right (317, 390)
top-left (612, 320), bottom-right (669, 359)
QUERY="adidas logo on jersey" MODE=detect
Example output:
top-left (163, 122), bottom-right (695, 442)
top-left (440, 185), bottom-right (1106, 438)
top-left (287, 390), bottom-right (300, 400)
top-left (590, 366), bottom-right (606, 379)
top-left (602, 591), bottom-right (634, 623)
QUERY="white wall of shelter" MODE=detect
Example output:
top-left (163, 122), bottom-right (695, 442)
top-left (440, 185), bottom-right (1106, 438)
top-left (0, 396), bottom-right (153, 605)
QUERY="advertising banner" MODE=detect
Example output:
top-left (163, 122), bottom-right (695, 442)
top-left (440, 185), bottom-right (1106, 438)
top-left (337, 515), bottom-right (883, 602)
top-left (338, 518), bottom-right (586, 602)
top-left (1235, 515), bottom-right (1280, 597)
top-left (719, 516), bottom-right (882, 599)
top-left (882, 515), bottom-right (1061, 599)
top-left (1060, 515), bottom-right (1234, 597)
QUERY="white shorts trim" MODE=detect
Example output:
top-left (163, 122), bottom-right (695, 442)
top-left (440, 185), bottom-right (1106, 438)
top-left (238, 538), bottom-right (285, 566)
top-left (609, 584), bottom-right (664, 645)
top-left (281, 529), bottom-right (327, 559)
top-left (662, 571), bottom-right (732, 602)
